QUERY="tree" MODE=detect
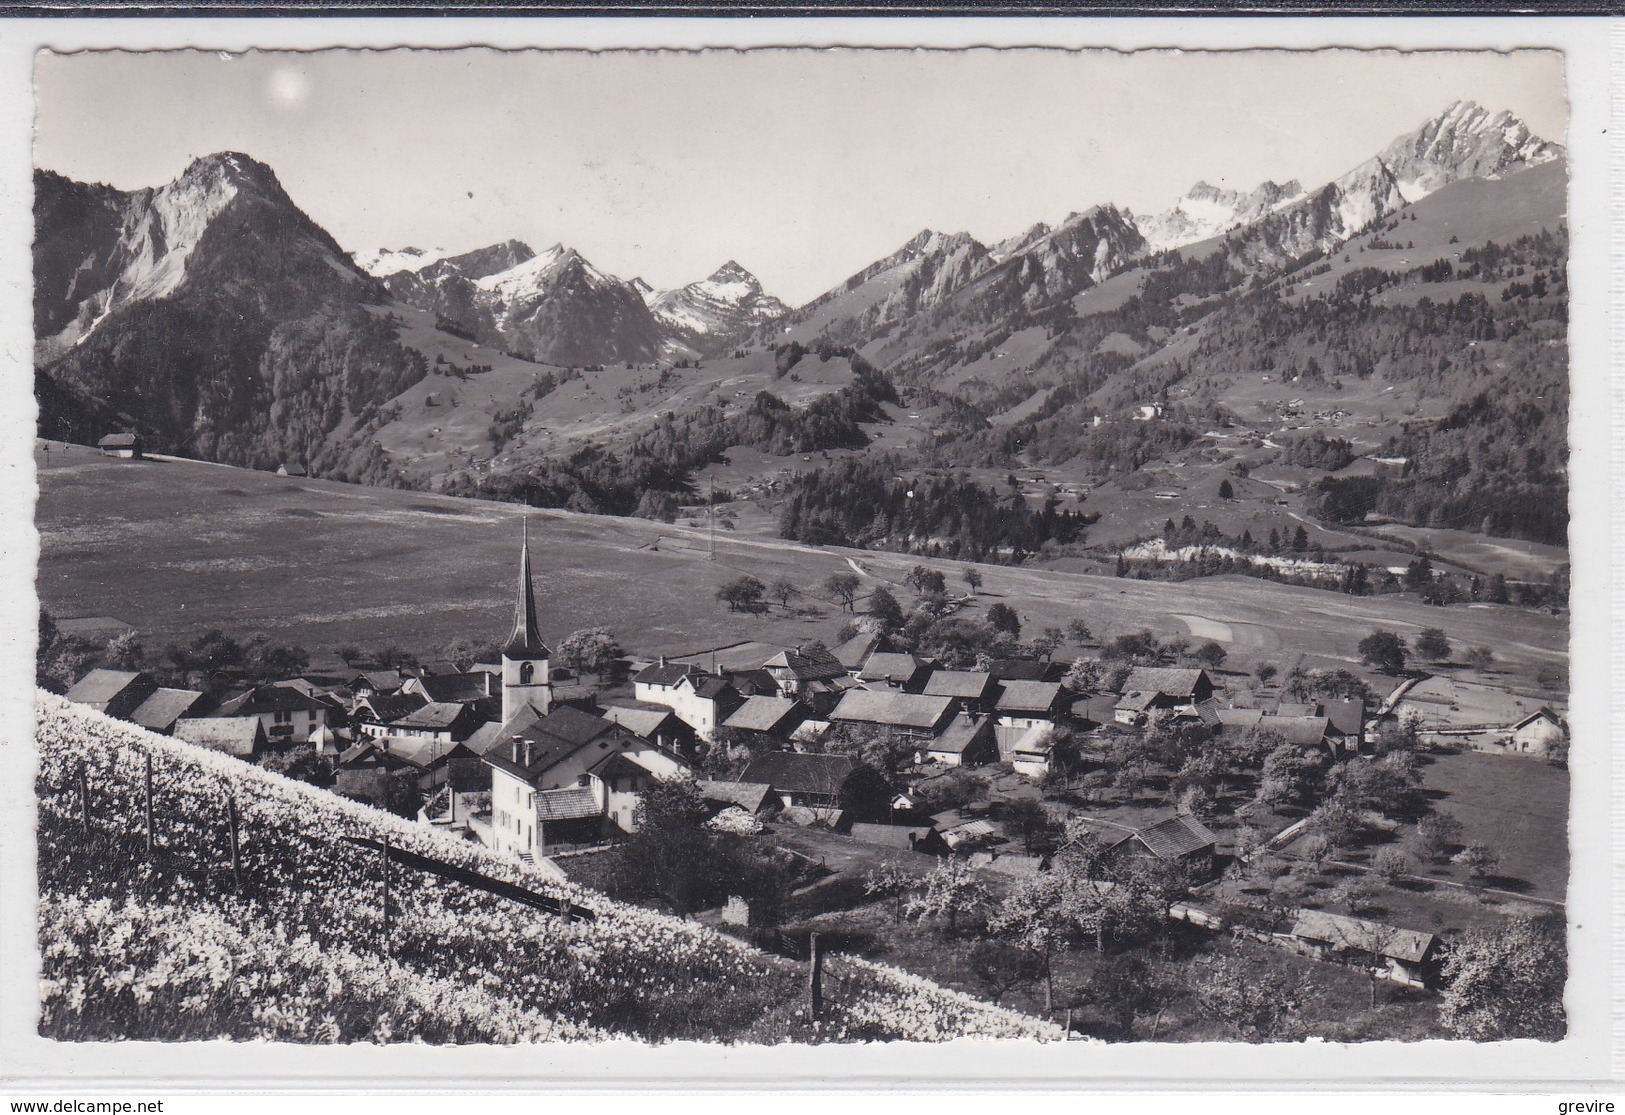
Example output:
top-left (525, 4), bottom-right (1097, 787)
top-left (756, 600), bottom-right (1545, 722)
top-left (1409, 811), bottom-right (1464, 865)
top-left (1030, 627), bottom-right (1065, 662)
top-left (905, 565), bottom-right (947, 596)
top-left (824, 572), bottom-right (862, 613)
top-left (1414, 627), bottom-right (1453, 663)
top-left (1192, 956), bottom-right (1307, 1040)
top-left (962, 566), bottom-right (984, 595)
top-left (1452, 842), bottom-right (1501, 881)
top-left (1358, 630), bottom-right (1409, 674)
top-left (1193, 641), bottom-right (1228, 670)
top-left (1292, 525), bottom-right (1309, 552)
top-left (904, 857), bottom-right (987, 938)
top-left (717, 575), bottom-right (767, 613)
top-left (1439, 916), bottom-right (1566, 1040)
top-left (862, 864), bottom-right (924, 924)
top-left (337, 645), bottom-right (364, 670)
top-left (1371, 846), bottom-right (1415, 884)
top-left (967, 940), bottom-right (1040, 1006)
top-left (556, 627), bottom-right (622, 680)
top-left (1403, 555), bottom-right (1434, 592)
top-left (103, 631), bottom-right (144, 670)
top-left (613, 780), bottom-right (725, 917)
top-left (1485, 573), bottom-right (1510, 604)
top-left (1066, 619), bottom-right (1093, 645)
top-left (1464, 646), bottom-right (1495, 671)
top-left (1255, 662), bottom-right (1278, 687)
top-left (987, 873), bottom-right (1074, 1010)
top-left (768, 577), bottom-right (798, 610)
top-left (1063, 657), bottom-right (1102, 693)
top-left (1330, 874), bottom-right (1380, 915)
top-left (986, 603), bottom-right (1022, 638)
top-left (1001, 797), bottom-right (1058, 854)
top-left (867, 586), bottom-right (905, 631)
top-left (1218, 478), bottom-right (1234, 500)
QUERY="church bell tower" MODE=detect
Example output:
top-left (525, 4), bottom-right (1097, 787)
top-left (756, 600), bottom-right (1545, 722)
top-left (501, 519), bottom-right (552, 723)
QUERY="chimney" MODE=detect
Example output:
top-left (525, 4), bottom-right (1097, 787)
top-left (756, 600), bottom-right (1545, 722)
top-left (511, 737), bottom-right (521, 763)
top-left (523, 740), bottom-right (533, 767)
top-left (659, 654), bottom-right (667, 668)
top-left (484, 671), bottom-right (494, 697)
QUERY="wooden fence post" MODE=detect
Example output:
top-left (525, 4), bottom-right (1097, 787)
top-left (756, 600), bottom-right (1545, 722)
top-left (807, 931), bottom-right (824, 1021)
top-left (226, 795), bottom-right (242, 888)
top-left (76, 760), bottom-right (90, 835)
top-left (144, 752), bottom-right (155, 856)
top-left (380, 839), bottom-right (392, 954)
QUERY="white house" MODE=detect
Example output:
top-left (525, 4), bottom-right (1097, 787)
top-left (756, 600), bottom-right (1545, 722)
top-left (1509, 707), bottom-right (1566, 756)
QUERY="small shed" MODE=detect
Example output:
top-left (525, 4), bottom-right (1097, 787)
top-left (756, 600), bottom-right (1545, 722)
top-left (97, 432), bottom-right (142, 459)
top-left (1289, 909), bottom-right (1439, 988)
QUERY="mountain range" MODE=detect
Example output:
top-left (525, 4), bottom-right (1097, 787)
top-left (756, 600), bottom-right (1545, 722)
top-left (33, 99), bottom-right (1567, 535)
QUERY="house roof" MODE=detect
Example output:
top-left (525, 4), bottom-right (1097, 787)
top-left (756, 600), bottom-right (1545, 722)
top-left (483, 705), bottom-right (632, 780)
top-left (684, 674), bottom-right (738, 701)
top-left (389, 701), bottom-right (476, 732)
top-left (741, 751), bottom-right (865, 794)
top-left (987, 658), bottom-right (1057, 682)
top-left (848, 823), bottom-right (932, 849)
top-left (350, 671), bottom-right (403, 694)
top-left (535, 786), bottom-right (601, 822)
top-left (129, 688), bottom-right (205, 732)
top-left (1511, 706), bottom-right (1564, 732)
top-left (979, 853), bottom-right (1046, 877)
top-left (723, 695), bottom-right (802, 733)
top-left (356, 692), bottom-right (429, 722)
top-left (697, 780), bottom-right (775, 814)
top-left (857, 652), bottom-right (926, 685)
top-left (761, 646), bottom-right (847, 682)
top-left (65, 669), bottom-right (146, 706)
top-left (216, 685), bottom-right (330, 716)
top-left (590, 750), bottom-right (656, 782)
top-left (1121, 667), bottom-right (1211, 698)
top-left (600, 705), bottom-right (680, 739)
top-left (922, 670), bottom-right (996, 700)
top-left (1258, 715), bottom-right (1332, 747)
top-left (1119, 814), bottom-right (1219, 859)
top-left (1322, 697), bottom-right (1365, 737)
top-left (927, 712), bottom-right (992, 755)
top-left (1215, 707), bottom-right (1265, 732)
top-left (1290, 909), bottom-right (1436, 963)
top-left (412, 672), bottom-right (494, 703)
top-left (995, 680), bottom-right (1064, 714)
top-left (98, 433), bottom-right (138, 448)
top-left (1274, 701), bottom-right (1317, 717)
top-left (832, 632), bottom-right (882, 670)
top-left (174, 716), bottom-right (263, 756)
top-left (367, 735), bottom-right (473, 768)
top-left (635, 662), bottom-right (698, 688)
top-left (1115, 689), bottom-right (1161, 713)
top-left (1011, 723), bottom-right (1053, 756)
top-left (1177, 698), bottom-right (1223, 728)
top-left (829, 689), bottom-right (954, 731)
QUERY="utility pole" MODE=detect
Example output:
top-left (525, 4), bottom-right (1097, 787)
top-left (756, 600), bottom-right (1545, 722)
top-left (707, 474), bottom-right (716, 561)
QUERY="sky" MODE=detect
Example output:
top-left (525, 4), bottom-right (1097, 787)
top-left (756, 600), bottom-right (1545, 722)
top-left (34, 47), bottom-right (1566, 306)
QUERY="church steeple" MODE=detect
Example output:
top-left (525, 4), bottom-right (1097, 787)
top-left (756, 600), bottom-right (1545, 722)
top-left (503, 518), bottom-right (550, 659)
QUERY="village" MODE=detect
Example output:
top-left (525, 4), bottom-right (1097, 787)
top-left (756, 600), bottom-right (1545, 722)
top-left (50, 514), bottom-right (1569, 1032)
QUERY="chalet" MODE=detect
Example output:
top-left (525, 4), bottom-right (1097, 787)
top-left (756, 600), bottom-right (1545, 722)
top-left (632, 659), bottom-right (700, 704)
top-left (381, 700), bottom-right (488, 745)
top-left (1170, 698), bottom-right (1223, 733)
top-left (1273, 701), bottom-right (1317, 718)
top-left (848, 823), bottom-right (943, 854)
top-left (97, 432), bottom-right (142, 459)
top-left (987, 658), bottom-right (1066, 684)
top-left (740, 752), bottom-right (891, 821)
top-left (721, 695), bottom-right (806, 741)
top-left (1509, 707), bottom-right (1566, 755)
top-left (921, 669), bottom-right (999, 715)
top-left (696, 780), bottom-right (777, 817)
top-left (1215, 706), bottom-right (1265, 735)
top-left (856, 652), bottom-right (929, 692)
top-left (1257, 714), bottom-right (1333, 752)
top-left (64, 669), bottom-right (157, 720)
top-left (399, 670), bottom-right (499, 705)
top-left (827, 690), bottom-right (956, 743)
top-left (128, 687), bottom-right (207, 735)
top-left (353, 691), bottom-right (429, 732)
top-left (1322, 698), bottom-right (1366, 753)
top-left (1289, 910), bottom-right (1439, 988)
top-left (919, 711), bottom-right (997, 768)
top-left (174, 716), bottom-right (266, 759)
top-left (1114, 667), bottom-right (1217, 724)
top-left (831, 631), bottom-right (883, 674)
top-left (483, 704), bottom-right (690, 858)
top-left (214, 685), bottom-right (335, 746)
top-left (1009, 724), bottom-right (1055, 778)
top-left (347, 671), bottom-right (404, 699)
top-left (276, 462), bottom-right (308, 478)
top-left (994, 680), bottom-right (1068, 729)
top-left (339, 735), bottom-right (486, 796)
top-left (600, 703), bottom-right (700, 758)
top-left (1106, 813), bottom-right (1219, 880)
top-left (761, 646), bottom-right (850, 698)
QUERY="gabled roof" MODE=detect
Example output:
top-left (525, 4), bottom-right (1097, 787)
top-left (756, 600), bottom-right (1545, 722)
top-left (600, 705), bottom-right (681, 740)
top-left (987, 658), bottom-right (1057, 682)
top-left (98, 433), bottom-right (138, 448)
top-left (1257, 715), bottom-right (1331, 747)
top-left (355, 692), bottom-right (429, 722)
top-left (1117, 814), bottom-right (1219, 859)
top-left (697, 780), bottom-right (775, 814)
top-left (1011, 723), bottom-right (1053, 756)
top-left (483, 704), bottom-right (632, 780)
top-left (684, 674), bottom-right (738, 701)
top-left (388, 701), bottom-right (478, 732)
top-left (723, 695), bottom-right (803, 734)
top-left (412, 672), bottom-right (494, 703)
top-left (995, 680), bottom-right (1064, 714)
top-left (848, 823), bottom-right (932, 849)
top-left (1274, 701), bottom-right (1317, 717)
top-left (349, 671), bottom-right (403, 694)
top-left (829, 689), bottom-right (954, 731)
top-left (857, 652), bottom-right (926, 685)
top-left (1120, 667), bottom-right (1211, 698)
top-left (1115, 689), bottom-right (1160, 713)
top-left (1322, 697), bottom-right (1365, 737)
top-left (634, 662), bottom-right (698, 688)
top-left (761, 646), bottom-right (847, 682)
top-left (364, 735), bottom-right (474, 768)
top-left (535, 786), bottom-right (601, 821)
top-left (216, 685), bottom-right (329, 716)
top-left (1511, 706), bottom-right (1564, 732)
top-left (741, 751), bottom-right (865, 794)
top-left (926, 712), bottom-right (993, 755)
top-left (129, 688), bottom-right (205, 732)
top-left (1215, 707), bottom-right (1265, 732)
top-left (922, 670), bottom-right (996, 700)
top-left (1177, 697), bottom-right (1223, 728)
top-left (832, 632), bottom-right (882, 670)
top-left (174, 716), bottom-right (264, 757)
top-left (590, 750), bottom-right (657, 782)
top-left (1290, 910), bottom-right (1436, 963)
top-left (64, 669), bottom-right (147, 706)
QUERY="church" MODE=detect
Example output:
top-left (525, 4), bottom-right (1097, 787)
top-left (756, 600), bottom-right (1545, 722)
top-left (477, 522), bottom-right (693, 861)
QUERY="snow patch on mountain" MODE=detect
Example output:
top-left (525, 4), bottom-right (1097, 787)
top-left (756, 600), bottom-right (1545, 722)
top-left (1138, 179), bottom-right (1305, 252)
top-left (352, 246), bottom-right (453, 277)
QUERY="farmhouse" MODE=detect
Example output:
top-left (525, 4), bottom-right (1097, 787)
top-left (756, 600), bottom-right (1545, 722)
top-left (740, 752), bottom-right (891, 821)
top-left (831, 631), bottom-right (882, 673)
top-left (339, 735), bottom-right (485, 796)
top-left (64, 668), bottom-right (157, 720)
top-left (1509, 707), bottom-right (1566, 755)
top-left (96, 432), bottom-right (142, 459)
top-left (761, 646), bottom-right (849, 698)
top-left (1106, 813), bottom-right (1219, 880)
top-left (856, 652), bottom-right (929, 692)
top-left (632, 659), bottom-right (699, 703)
top-left (696, 780), bottom-right (778, 817)
top-left (921, 669), bottom-right (999, 715)
top-left (919, 711), bottom-right (998, 768)
top-left (399, 670), bottom-right (499, 705)
top-left (828, 689), bottom-right (956, 742)
top-left (353, 692), bottom-right (430, 733)
top-left (214, 684), bottom-right (335, 747)
top-left (648, 672), bottom-right (742, 742)
top-left (347, 671), bottom-right (404, 698)
top-left (1114, 667), bottom-right (1217, 724)
top-left (1289, 910), bottom-right (1438, 988)
top-left (599, 703), bottom-right (700, 758)
top-left (1321, 698), bottom-right (1367, 753)
top-left (380, 700), bottom-right (488, 745)
top-left (174, 716), bottom-right (266, 759)
top-left (1257, 714), bottom-right (1334, 751)
top-left (128, 687), bottom-right (207, 735)
top-left (721, 695), bottom-right (806, 742)
top-left (994, 680), bottom-right (1068, 729)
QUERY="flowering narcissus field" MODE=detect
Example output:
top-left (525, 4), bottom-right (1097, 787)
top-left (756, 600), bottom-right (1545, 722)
top-left (35, 695), bottom-right (1059, 1044)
